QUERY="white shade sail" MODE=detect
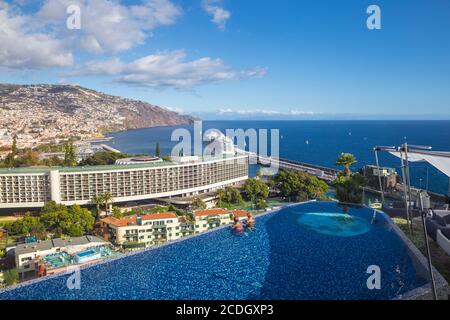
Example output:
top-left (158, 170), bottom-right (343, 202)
top-left (389, 151), bottom-right (450, 178)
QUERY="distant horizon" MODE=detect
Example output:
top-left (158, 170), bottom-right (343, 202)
top-left (2, 82), bottom-right (450, 121)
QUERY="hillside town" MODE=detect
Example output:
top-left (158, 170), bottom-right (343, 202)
top-left (0, 84), bottom-right (192, 152)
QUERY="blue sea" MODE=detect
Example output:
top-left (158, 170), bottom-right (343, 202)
top-left (107, 120), bottom-right (450, 195)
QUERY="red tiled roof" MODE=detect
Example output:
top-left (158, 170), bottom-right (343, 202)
top-left (232, 210), bottom-right (250, 218)
top-left (193, 208), bottom-right (229, 217)
top-left (141, 213), bottom-right (177, 221)
top-left (101, 213), bottom-right (177, 227)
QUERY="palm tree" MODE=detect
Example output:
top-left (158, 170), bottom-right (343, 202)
top-left (92, 195), bottom-right (103, 220)
top-left (336, 153), bottom-right (357, 177)
top-left (102, 192), bottom-right (113, 216)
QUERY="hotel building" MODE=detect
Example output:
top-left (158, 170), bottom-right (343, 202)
top-left (0, 155), bottom-right (249, 209)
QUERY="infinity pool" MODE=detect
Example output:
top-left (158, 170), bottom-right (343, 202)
top-left (0, 202), bottom-right (429, 300)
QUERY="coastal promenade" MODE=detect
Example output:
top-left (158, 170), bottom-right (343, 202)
top-left (243, 151), bottom-right (338, 181)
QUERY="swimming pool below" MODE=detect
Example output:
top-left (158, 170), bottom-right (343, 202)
top-left (0, 202), bottom-right (429, 300)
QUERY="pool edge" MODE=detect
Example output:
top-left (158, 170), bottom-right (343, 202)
top-left (0, 200), bottom-right (313, 297)
top-left (374, 208), bottom-right (449, 300)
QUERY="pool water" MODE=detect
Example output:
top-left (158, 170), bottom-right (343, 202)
top-left (77, 250), bottom-right (96, 258)
top-left (0, 202), bottom-right (428, 300)
top-left (296, 212), bottom-right (372, 237)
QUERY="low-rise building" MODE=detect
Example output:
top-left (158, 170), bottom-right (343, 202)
top-left (101, 213), bottom-right (181, 248)
top-left (15, 235), bottom-right (108, 277)
top-left (101, 209), bottom-right (253, 249)
top-left (362, 165), bottom-right (398, 191)
top-left (192, 208), bottom-right (233, 233)
top-left (232, 210), bottom-right (250, 221)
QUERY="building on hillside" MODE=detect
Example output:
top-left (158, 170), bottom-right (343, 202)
top-left (362, 165), bottom-right (398, 191)
top-left (100, 213), bottom-right (181, 248)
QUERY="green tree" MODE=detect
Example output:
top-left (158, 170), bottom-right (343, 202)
top-left (63, 142), bottom-right (77, 167)
top-left (216, 189), bottom-right (226, 204)
top-left (332, 173), bottom-right (367, 204)
top-left (5, 213), bottom-right (46, 239)
top-left (216, 187), bottom-right (244, 207)
top-left (79, 152), bottom-right (129, 166)
top-left (14, 149), bottom-right (40, 167)
top-left (167, 205), bottom-right (186, 216)
top-left (191, 197), bottom-right (207, 209)
top-left (11, 135), bottom-right (17, 158)
top-left (255, 198), bottom-right (267, 210)
top-left (272, 169), bottom-right (329, 201)
top-left (3, 269), bottom-right (19, 286)
top-left (112, 206), bottom-right (123, 219)
top-left (102, 192), bottom-right (113, 215)
top-left (150, 206), bottom-right (169, 213)
top-left (91, 195), bottom-right (103, 221)
top-left (155, 143), bottom-right (161, 158)
top-left (40, 201), bottom-right (95, 237)
top-left (336, 153), bottom-right (358, 177)
top-left (243, 178), bottom-right (269, 204)
top-left (42, 155), bottom-right (64, 167)
top-left (224, 187), bottom-right (244, 204)
top-left (4, 135), bottom-right (18, 167)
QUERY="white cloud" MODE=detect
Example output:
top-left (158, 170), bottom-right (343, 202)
top-left (37, 0), bottom-right (182, 54)
top-left (202, 0), bottom-right (230, 30)
top-left (0, 4), bottom-right (73, 69)
top-left (163, 105), bottom-right (186, 114)
top-left (76, 50), bottom-right (267, 88)
top-left (0, 0), bottom-right (182, 69)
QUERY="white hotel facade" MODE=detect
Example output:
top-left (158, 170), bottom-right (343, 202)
top-left (0, 155), bottom-right (249, 209)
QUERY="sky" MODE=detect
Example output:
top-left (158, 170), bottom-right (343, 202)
top-left (0, 0), bottom-right (450, 119)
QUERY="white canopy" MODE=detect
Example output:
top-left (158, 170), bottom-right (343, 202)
top-left (389, 150), bottom-right (450, 178)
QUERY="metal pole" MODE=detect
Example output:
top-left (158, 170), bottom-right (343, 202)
top-left (374, 149), bottom-right (385, 205)
top-left (404, 143), bottom-right (414, 235)
top-left (400, 150), bottom-right (412, 235)
top-left (418, 190), bottom-right (438, 300)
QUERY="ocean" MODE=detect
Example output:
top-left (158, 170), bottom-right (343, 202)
top-left (106, 120), bottom-right (450, 195)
